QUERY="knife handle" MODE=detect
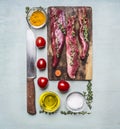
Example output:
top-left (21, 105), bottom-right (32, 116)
top-left (27, 78), bottom-right (36, 115)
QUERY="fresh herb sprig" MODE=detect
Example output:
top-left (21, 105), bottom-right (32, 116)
top-left (39, 110), bottom-right (55, 115)
top-left (83, 81), bottom-right (93, 110)
top-left (59, 24), bottom-right (66, 35)
top-left (83, 25), bottom-right (89, 42)
top-left (25, 6), bottom-right (30, 14)
top-left (60, 111), bottom-right (91, 115)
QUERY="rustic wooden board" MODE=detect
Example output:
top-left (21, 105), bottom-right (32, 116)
top-left (47, 6), bottom-right (92, 80)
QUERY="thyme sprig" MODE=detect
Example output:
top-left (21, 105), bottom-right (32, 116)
top-left (60, 111), bottom-right (91, 115)
top-left (25, 6), bottom-right (30, 14)
top-left (83, 81), bottom-right (93, 110)
top-left (59, 24), bottom-right (66, 35)
top-left (83, 25), bottom-right (89, 42)
top-left (39, 110), bottom-right (55, 115)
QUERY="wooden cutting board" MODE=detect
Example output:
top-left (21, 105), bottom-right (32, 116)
top-left (47, 6), bottom-right (92, 81)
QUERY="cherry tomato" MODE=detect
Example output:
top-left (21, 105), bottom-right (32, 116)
top-left (37, 77), bottom-right (48, 89)
top-left (58, 80), bottom-right (70, 92)
top-left (37, 58), bottom-right (46, 70)
top-left (36, 37), bottom-right (46, 48)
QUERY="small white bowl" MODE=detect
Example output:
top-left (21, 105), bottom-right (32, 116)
top-left (65, 91), bottom-right (86, 112)
top-left (26, 7), bottom-right (47, 29)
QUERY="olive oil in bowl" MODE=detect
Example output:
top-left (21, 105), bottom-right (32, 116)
top-left (39, 91), bottom-right (60, 113)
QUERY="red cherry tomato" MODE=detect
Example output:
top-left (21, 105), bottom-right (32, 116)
top-left (58, 80), bottom-right (70, 92)
top-left (37, 58), bottom-right (46, 70)
top-left (36, 37), bottom-right (46, 48)
top-left (37, 77), bottom-right (48, 89)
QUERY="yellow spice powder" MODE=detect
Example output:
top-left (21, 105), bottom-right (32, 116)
top-left (29, 10), bottom-right (46, 26)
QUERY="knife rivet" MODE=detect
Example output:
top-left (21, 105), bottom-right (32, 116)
top-left (29, 95), bottom-right (31, 98)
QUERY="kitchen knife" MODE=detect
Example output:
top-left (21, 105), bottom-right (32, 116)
top-left (27, 29), bottom-right (36, 115)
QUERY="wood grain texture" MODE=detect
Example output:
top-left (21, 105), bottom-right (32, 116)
top-left (27, 78), bottom-right (36, 115)
top-left (47, 6), bottom-right (92, 80)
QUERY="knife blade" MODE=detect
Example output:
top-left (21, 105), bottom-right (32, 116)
top-left (26, 29), bottom-right (36, 115)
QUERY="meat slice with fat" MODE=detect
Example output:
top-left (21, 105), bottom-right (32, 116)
top-left (50, 8), bottom-right (66, 68)
top-left (66, 16), bottom-right (80, 79)
top-left (78, 7), bottom-right (89, 60)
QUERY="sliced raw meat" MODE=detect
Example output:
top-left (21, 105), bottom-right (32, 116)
top-left (50, 8), bottom-right (66, 67)
top-left (66, 15), bottom-right (79, 79)
top-left (78, 7), bottom-right (89, 60)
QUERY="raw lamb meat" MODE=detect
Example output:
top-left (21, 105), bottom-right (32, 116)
top-left (66, 15), bottom-right (79, 79)
top-left (78, 7), bottom-right (89, 60)
top-left (50, 8), bottom-right (66, 67)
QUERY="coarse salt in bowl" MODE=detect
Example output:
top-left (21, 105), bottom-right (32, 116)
top-left (65, 91), bottom-right (86, 112)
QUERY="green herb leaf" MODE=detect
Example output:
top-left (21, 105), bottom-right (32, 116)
top-left (60, 111), bottom-right (91, 115)
top-left (25, 6), bottom-right (30, 14)
top-left (39, 110), bottom-right (55, 115)
top-left (83, 24), bottom-right (89, 42)
top-left (83, 81), bottom-right (93, 110)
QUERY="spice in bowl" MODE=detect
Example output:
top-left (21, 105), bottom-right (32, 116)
top-left (27, 7), bottom-right (47, 29)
